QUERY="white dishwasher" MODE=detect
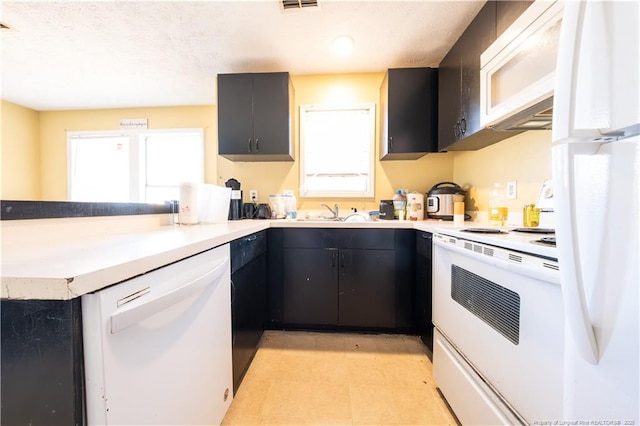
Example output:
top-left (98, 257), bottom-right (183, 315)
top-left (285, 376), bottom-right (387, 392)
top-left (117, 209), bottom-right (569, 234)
top-left (82, 244), bottom-right (233, 426)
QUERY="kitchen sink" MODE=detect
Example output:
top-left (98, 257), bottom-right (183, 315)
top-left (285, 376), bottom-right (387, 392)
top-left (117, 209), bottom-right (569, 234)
top-left (296, 213), bottom-right (370, 222)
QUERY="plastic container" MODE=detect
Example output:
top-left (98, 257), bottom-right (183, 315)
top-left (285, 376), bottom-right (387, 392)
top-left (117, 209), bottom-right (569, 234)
top-left (393, 190), bottom-right (406, 220)
top-left (282, 190), bottom-right (297, 220)
top-left (269, 195), bottom-right (286, 219)
top-left (488, 183), bottom-right (508, 226)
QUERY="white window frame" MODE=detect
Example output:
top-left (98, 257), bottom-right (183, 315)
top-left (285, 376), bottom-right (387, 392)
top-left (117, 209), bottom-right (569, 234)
top-left (299, 103), bottom-right (376, 198)
top-left (67, 128), bottom-right (204, 203)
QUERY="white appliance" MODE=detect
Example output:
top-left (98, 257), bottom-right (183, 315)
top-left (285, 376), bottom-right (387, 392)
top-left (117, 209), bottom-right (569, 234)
top-left (82, 245), bottom-right (233, 425)
top-left (480, 0), bottom-right (563, 131)
top-left (552, 0), bottom-right (639, 422)
top-left (432, 233), bottom-right (563, 424)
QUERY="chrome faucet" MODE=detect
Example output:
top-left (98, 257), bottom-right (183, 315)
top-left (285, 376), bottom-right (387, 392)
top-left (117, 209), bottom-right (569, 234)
top-left (321, 203), bottom-right (339, 219)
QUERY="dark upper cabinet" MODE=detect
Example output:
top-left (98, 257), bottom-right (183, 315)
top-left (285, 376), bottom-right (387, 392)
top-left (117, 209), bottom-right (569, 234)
top-left (217, 72), bottom-right (294, 161)
top-left (381, 68), bottom-right (439, 160)
top-left (438, 1), bottom-right (533, 151)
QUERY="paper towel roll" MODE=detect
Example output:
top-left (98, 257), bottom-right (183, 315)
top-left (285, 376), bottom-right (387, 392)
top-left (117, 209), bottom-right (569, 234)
top-left (179, 182), bottom-right (199, 224)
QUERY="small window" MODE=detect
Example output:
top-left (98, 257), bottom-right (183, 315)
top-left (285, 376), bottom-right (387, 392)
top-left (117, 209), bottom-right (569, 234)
top-left (299, 103), bottom-right (375, 198)
top-left (68, 129), bottom-right (203, 203)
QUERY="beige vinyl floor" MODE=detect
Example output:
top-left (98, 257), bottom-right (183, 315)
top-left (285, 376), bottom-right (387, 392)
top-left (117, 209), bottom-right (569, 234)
top-left (222, 330), bottom-right (460, 425)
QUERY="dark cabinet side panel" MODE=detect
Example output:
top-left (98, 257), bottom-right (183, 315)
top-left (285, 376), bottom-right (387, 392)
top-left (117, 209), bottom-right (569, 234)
top-left (1, 299), bottom-right (84, 426)
top-left (395, 229), bottom-right (416, 330)
top-left (267, 228), bottom-right (284, 327)
top-left (231, 253), bottom-right (266, 392)
top-left (415, 231), bottom-right (434, 359)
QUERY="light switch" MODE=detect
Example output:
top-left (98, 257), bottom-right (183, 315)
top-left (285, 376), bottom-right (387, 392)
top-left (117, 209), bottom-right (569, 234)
top-left (506, 181), bottom-right (517, 199)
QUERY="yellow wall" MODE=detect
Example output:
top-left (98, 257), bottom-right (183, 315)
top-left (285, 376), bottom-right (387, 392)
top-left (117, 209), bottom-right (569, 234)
top-left (1, 100), bottom-right (41, 200)
top-left (1, 74), bottom-right (553, 212)
top-left (452, 130), bottom-right (552, 213)
top-left (38, 106), bottom-right (217, 200)
top-left (217, 73), bottom-right (456, 211)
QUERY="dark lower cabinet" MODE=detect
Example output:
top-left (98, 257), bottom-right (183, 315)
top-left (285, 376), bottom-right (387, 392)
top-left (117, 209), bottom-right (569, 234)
top-left (1, 299), bottom-right (85, 426)
top-left (283, 248), bottom-right (338, 325)
top-left (271, 228), bottom-right (415, 331)
top-left (230, 232), bottom-right (267, 393)
top-left (338, 249), bottom-right (396, 328)
top-left (416, 231), bottom-right (434, 359)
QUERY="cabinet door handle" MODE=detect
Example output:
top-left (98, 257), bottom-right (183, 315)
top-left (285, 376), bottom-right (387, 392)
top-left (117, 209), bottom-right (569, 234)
top-left (453, 122), bottom-right (461, 139)
top-left (255, 138), bottom-right (259, 152)
top-left (389, 136), bottom-right (393, 152)
top-left (330, 251), bottom-right (337, 268)
top-left (340, 252), bottom-right (345, 268)
top-left (460, 117), bottom-right (467, 135)
top-left (247, 138), bottom-right (252, 153)
top-left (244, 235), bottom-right (257, 242)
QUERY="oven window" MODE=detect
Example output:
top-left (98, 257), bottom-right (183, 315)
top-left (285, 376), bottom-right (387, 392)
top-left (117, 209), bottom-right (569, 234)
top-left (451, 265), bottom-right (521, 345)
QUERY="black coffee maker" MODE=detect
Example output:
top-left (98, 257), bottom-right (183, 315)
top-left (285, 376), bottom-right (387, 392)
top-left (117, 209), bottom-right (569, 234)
top-left (225, 178), bottom-right (243, 220)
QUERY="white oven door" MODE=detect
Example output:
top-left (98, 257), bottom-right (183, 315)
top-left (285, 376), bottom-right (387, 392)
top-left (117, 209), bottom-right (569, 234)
top-left (432, 235), bottom-right (564, 424)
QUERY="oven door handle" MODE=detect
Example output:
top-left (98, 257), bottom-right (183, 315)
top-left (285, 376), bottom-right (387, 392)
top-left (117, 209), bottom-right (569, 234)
top-left (433, 238), bottom-right (560, 285)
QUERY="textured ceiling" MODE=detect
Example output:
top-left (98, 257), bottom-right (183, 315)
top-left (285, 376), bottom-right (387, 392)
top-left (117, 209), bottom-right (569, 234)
top-left (1, 0), bottom-right (485, 111)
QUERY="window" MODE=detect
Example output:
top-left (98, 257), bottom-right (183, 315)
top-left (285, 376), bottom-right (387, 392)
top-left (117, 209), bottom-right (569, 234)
top-left (68, 129), bottom-right (203, 203)
top-left (299, 103), bottom-right (375, 198)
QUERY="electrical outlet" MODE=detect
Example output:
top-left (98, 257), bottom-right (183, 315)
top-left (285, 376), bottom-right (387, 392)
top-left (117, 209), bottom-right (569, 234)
top-left (249, 189), bottom-right (258, 202)
top-left (506, 181), bottom-right (517, 200)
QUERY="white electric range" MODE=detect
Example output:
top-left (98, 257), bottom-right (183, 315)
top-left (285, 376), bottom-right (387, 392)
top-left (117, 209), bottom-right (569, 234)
top-left (431, 222), bottom-right (562, 425)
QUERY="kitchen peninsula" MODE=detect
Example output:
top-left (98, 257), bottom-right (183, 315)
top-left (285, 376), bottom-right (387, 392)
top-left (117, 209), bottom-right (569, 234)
top-left (1, 201), bottom-right (554, 425)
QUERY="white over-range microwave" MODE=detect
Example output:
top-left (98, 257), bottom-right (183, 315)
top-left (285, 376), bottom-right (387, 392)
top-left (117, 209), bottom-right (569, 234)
top-left (480, 0), bottom-right (564, 131)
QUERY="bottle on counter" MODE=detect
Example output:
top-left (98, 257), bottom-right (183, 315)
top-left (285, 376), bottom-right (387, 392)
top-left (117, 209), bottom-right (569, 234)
top-left (393, 189), bottom-right (406, 220)
top-left (488, 183), bottom-right (508, 226)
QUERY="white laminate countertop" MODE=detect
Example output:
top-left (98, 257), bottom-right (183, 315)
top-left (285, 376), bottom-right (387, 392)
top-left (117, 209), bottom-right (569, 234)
top-left (1, 215), bottom-right (556, 300)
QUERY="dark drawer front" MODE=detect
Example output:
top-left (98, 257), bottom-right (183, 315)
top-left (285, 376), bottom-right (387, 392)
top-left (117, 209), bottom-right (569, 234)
top-left (340, 229), bottom-right (394, 250)
top-left (282, 228), bottom-right (340, 248)
top-left (282, 228), bottom-right (395, 250)
top-left (231, 231), bottom-right (267, 273)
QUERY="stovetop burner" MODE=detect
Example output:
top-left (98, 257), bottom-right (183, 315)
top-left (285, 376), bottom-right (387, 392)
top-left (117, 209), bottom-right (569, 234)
top-left (461, 228), bottom-right (508, 234)
top-left (532, 237), bottom-right (556, 246)
top-left (511, 228), bottom-right (555, 234)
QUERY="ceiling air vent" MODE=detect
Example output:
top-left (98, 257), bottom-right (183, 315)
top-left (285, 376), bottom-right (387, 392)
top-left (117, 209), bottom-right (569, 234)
top-left (282, 0), bottom-right (319, 11)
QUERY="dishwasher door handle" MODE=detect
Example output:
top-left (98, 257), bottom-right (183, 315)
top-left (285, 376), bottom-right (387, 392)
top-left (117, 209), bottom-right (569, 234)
top-left (110, 256), bottom-right (229, 334)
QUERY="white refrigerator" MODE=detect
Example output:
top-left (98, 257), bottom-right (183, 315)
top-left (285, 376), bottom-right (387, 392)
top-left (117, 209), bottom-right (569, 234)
top-left (552, 0), bottom-right (639, 422)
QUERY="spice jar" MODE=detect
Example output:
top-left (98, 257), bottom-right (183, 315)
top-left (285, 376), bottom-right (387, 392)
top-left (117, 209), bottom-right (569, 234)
top-left (523, 204), bottom-right (540, 227)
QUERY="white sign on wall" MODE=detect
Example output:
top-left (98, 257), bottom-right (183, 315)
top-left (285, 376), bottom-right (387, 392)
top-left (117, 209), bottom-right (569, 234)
top-left (119, 118), bottom-right (148, 129)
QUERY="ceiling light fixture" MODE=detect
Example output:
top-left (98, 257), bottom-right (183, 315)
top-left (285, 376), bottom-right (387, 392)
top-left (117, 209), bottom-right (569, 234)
top-left (332, 35), bottom-right (354, 56)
